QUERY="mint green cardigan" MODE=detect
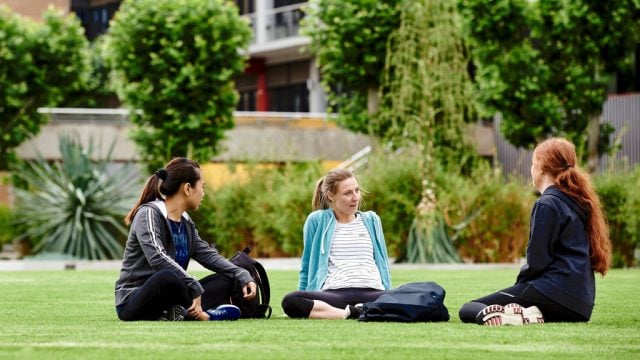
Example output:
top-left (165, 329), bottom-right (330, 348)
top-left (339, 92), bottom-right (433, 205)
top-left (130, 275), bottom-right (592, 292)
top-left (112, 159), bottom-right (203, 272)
top-left (297, 208), bottom-right (392, 291)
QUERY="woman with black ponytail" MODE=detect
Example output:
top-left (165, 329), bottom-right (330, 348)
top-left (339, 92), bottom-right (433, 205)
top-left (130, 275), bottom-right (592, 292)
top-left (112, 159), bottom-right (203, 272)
top-left (459, 138), bottom-right (611, 326)
top-left (115, 157), bottom-right (256, 321)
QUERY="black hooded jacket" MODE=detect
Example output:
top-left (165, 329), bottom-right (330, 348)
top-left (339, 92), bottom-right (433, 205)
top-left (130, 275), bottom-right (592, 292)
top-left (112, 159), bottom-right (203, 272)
top-left (516, 185), bottom-right (595, 320)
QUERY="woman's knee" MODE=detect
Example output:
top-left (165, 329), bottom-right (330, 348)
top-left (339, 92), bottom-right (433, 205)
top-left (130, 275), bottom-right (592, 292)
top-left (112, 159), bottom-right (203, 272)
top-left (281, 292), bottom-right (314, 319)
top-left (458, 301), bottom-right (487, 324)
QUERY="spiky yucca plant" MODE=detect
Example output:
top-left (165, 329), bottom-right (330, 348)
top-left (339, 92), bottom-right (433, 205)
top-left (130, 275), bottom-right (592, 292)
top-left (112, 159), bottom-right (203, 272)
top-left (14, 135), bottom-right (141, 260)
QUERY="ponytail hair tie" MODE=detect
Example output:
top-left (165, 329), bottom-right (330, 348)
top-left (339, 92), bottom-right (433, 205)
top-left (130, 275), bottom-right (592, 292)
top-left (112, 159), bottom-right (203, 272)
top-left (154, 168), bottom-right (168, 180)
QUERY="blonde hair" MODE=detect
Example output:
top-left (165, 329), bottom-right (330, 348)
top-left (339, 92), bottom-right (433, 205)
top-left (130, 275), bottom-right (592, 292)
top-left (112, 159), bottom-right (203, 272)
top-left (311, 168), bottom-right (355, 211)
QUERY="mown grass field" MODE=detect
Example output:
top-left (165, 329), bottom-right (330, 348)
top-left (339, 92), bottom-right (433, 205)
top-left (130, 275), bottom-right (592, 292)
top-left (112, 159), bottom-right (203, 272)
top-left (0, 267), bottom-right (638, 359)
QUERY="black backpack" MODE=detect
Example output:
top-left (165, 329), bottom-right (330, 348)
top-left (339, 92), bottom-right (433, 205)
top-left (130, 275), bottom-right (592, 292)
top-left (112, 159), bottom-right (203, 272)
top-left (358, 282), bottom-right (450, 322)
top-left (228, 247), bottom-right (272, 318)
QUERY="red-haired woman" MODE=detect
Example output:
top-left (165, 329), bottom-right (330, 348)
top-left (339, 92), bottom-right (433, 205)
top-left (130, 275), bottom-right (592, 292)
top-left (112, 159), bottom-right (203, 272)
top-left (459, 138), bottom-right (611, 326)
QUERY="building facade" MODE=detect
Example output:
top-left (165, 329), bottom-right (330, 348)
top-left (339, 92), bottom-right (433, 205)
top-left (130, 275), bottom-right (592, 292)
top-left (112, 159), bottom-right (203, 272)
top-left (5, 0), bottom-right (324, 113)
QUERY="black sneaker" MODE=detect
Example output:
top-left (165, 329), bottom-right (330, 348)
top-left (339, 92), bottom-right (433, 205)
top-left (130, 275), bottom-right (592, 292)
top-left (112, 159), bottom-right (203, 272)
top-left (158, 305), bottom-right (187, 321)
top-left (347, 303), bottom-right (363, 320)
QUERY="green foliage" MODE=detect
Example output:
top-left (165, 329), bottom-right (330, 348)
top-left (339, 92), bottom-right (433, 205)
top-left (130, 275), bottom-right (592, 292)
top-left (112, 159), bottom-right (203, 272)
top-left (0, 6), bottom-right (91, 170)
top-left (60, 36), bottom-right (118, 108)
top-left (362, 149), bottom-right (532, 263)
top-left (193, 152), bottom-right (534, 264)
top-left (0, 204), bottom-right (17, 246)
top-left (437, 165), bottom-right (534, 263)
top-left (12, 135), bottom-right (141, 259)
top-left (106, 0), bottom-right (252, 172)
top-left (374, 0), bottom-right (477, 263)
top-left (405, 216), bottom-right (462, 263)
top-left (194, 171), bottom-right (256, 256)
top-left (595, 167), bottom-right (640, 267)
top-left (357, 150), bottom-right (423, 258)
top-left (378, 0), bottom-right (476, 171)
top-left (192, 163), bottom-right (323, 257)
top-left (249, 163), bottom-right (323, 256)
top-left (302, 0), bottom-right (401, 133)
top-left (459, 0), bottom-right (640, 156)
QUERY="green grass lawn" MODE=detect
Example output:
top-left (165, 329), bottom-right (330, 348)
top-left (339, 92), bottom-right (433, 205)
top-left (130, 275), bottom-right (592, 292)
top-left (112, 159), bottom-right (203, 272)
top-left (0, 268), bottom-right (638, 359)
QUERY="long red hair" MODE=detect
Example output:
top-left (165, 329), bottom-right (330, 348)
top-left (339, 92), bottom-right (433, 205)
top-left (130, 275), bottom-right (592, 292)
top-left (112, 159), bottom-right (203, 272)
top-left (533, 138), bottom-right (611, 275)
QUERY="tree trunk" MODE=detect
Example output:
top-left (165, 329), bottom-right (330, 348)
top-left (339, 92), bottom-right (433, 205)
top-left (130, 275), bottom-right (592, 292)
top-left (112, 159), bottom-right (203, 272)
top-left (367, 85), bottom-right (379, 115)
top-left (586, 114), bottom-right (600, 173)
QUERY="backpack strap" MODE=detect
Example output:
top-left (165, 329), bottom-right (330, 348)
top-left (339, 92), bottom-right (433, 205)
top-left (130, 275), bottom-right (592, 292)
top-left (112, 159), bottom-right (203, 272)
top-left (252, 259), bottom-right (271, 310)
top-left (240, 247), bottom-right (272, 318)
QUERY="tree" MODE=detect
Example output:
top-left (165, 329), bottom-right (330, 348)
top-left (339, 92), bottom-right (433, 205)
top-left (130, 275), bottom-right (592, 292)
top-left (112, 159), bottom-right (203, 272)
top-left (0, 6), bottom-right (90, 170)
top-left (302, 0), bottom-right (401, 134)
top-left (106, 0), bottom-right (251, 171)
top-left (459, 0), bottom-right (640, 170)
top-left (378, 0), bottom-right (475, 262)
top-left (60, 36), bottom-right (119, 108)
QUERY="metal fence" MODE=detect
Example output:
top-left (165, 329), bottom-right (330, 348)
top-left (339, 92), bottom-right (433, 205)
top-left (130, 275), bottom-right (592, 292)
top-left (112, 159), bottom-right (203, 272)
top-left (496, 93), bottom-right (640, 181)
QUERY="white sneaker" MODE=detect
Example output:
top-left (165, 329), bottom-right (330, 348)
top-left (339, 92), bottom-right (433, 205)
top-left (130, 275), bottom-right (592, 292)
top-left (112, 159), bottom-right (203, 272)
top-left (521, 305), bottom-right (544, 324)
top-left (480, 303), bottom-right (544, 326)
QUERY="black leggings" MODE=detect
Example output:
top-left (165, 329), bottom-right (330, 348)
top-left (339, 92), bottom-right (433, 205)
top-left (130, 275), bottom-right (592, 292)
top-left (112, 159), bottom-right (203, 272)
top-left (281, 288), bottom-right (386, 318)
top-left (458, 283), bottom-right (588, 324)
top-left (117, 270), bottom-right (235, 321)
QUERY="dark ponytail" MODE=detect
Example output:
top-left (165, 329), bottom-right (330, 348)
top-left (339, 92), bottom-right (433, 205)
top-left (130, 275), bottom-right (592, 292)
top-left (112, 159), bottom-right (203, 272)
top-left (125, 158), bottom-right (201, 225)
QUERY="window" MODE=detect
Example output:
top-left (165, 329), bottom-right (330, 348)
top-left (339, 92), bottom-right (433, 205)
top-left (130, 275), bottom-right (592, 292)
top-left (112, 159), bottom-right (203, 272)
top-left (72, 1), bottom-right (121, 40)
top-left (235, 0), bottom-right (255, 15)
top-left (237, 90), bottom-right (257, 111)
top-left (274, 0), bottom-right (306, 8)
top-left (267, 60), bottom-right (310, 112)
top-left (269, 83), bottom-right (309, 112)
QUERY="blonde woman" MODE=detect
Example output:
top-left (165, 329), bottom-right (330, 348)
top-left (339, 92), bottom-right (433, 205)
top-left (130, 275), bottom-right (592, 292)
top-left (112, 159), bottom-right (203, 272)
top-left (281, 168), bottom-right (392, 319)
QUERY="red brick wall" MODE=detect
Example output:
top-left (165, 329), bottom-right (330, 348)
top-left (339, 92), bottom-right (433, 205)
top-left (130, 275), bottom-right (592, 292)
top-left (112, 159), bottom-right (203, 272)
top-left (1, 0), bottom-right (70, 20)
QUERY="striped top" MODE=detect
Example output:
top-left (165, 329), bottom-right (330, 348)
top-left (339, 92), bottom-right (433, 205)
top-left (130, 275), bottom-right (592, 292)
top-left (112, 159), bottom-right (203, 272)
top-left (321, 214), bottom-right (384, 290)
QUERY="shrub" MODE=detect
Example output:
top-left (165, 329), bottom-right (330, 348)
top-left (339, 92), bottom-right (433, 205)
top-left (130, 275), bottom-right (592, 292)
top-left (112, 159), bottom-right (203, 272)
top-left (360, 151), bottom-right (533, 263)
top-left (13, 135), bottom-right (141, 259)
top-left (193, 163), bottom-right (323, 257)
top-left (0, 204), bottom-right (16, 246)
top-left (249, 163), bottom-right (323, 256)
top-left (194, 152), bottom-right (535, 263)
top-left (433, 161), bottom-right (534, 263)
top-left (595, 167), bottom-right (640, 267)
top-left (194, 171), bottom-right (257, 257)
top-left (358, 150), bottom-right (422, 258)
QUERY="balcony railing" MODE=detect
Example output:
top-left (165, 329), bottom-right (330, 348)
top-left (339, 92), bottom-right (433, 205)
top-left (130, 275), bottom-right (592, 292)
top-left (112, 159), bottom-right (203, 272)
top-left (266, 3), bottom-right (305, 41)
top-left (244, 2), bottom-right (306, 45)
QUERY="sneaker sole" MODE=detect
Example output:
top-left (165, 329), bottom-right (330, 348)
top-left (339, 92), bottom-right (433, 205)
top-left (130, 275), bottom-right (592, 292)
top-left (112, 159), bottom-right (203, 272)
top-left (481, 304), bottom-right (522, 326)
top-left (160, 305), bottom-right (186, 321)
top-left (522, 305), bottom-right (544, 324)
top-left (481, 303), bottom-right (544, 326)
